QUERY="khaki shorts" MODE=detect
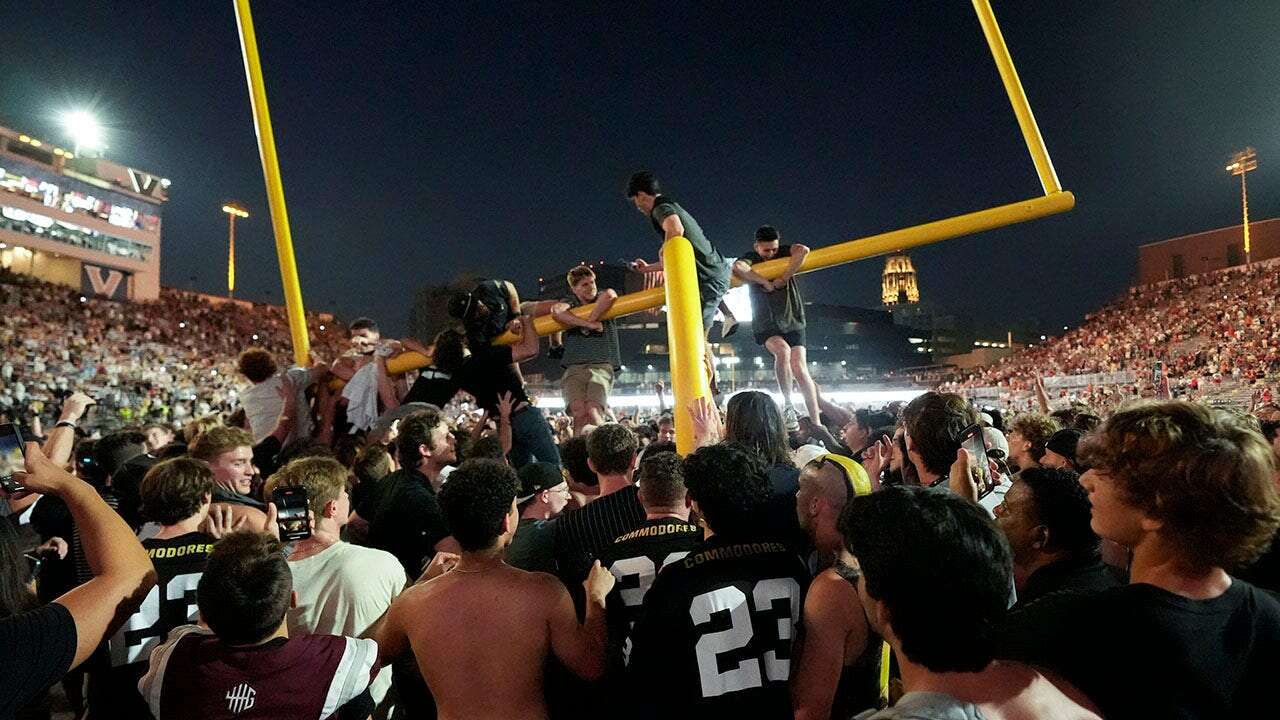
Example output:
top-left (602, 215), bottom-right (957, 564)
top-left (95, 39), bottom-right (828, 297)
top-left (561, 363), bottom-right (614, 408)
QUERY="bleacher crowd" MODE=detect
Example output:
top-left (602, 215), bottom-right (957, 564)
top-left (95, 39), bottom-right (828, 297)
top-left (950, 259), bottom-right (1280, 412)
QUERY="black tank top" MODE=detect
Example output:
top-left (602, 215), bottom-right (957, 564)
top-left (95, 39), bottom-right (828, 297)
top-left (832, 559), bottom-right (885, 719)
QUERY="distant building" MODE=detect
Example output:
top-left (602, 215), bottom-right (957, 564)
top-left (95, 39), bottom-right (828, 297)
top-left (881, 252), bottom-right (920, 306)
top-left (1137, 218), bottom-right (1280, 285)
top-left (0, 124), bottom-right (170, 301)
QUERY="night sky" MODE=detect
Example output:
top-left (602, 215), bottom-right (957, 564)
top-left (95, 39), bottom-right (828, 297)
top-left (3, 2), bottom-right (1277, 338)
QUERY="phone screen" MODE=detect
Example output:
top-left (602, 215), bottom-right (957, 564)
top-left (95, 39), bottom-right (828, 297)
top-left (960, 425), bottom-right (993, 499)
top-left (1152, 360), bottom-right (1164, 385)
top-left (272, 487), bottom-right (311, 541)
top-left (0, 423), bottom-right (26, 492)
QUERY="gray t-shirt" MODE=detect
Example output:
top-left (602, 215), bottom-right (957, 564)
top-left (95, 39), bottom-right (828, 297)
top-left (649, 197), bottom-right (730, 293)
top-left (740, 244), bottom-right (806, 338)
top-left (856, 692), bottom-right (987, 720)
top-left (560, 294), bottom-right (621, 369)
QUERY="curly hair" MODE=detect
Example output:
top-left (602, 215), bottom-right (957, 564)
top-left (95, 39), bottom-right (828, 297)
top-left (1079, 401), bottom-right (1280, 571)
top-left (682, 442), bottom-right (772, 539)
top-left (140, 458), bottom-right (215, 526)
top-left (237, 348), bottom-right (278, 384)
top-left (430, 329), bottom-right (467, 374)
top-left (438, 459), bottom-right (518, 551)
top-left (1007, 413), bottom-right (1059, 463)
top-left (586, 423), bottom-right (638, 476)
top-left (637, 451), bottom-right (686, 509)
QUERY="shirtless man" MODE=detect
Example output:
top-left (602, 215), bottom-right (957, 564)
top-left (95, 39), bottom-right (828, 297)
top-left (376, 458), bottom-right (614, 720)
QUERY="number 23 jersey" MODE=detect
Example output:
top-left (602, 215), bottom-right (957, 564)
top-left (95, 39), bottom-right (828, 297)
top-left (87, 531), bottom-right (215, 718)
top-left (626, 536), bottom-right (809, 718)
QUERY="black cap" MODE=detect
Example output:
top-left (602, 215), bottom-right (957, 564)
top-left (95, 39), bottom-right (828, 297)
top-left (754, 225), bottom-right (780, 242)
top-left (517, 462), bottom-right (564, 503)
top-left (1045, 429), bottom-right (1084, 465)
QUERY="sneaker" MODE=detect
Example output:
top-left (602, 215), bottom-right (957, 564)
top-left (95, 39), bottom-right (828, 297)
top-left (721, 316), bottom-right (739, 339)
top-left (782, 406), bottom-right (800, 433)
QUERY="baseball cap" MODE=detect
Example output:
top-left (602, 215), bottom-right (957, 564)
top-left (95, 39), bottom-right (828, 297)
top-left (517, 462), bottom-right (565, 503)
top-left (1045, 429), bottom-right (1084, 465)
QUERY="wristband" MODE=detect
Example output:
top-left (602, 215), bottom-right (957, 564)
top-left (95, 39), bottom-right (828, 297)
top-left (55, 420), bottom-right (77, 430)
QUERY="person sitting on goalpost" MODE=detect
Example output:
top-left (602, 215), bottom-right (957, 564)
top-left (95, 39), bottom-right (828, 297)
top-left (733, 225), bottom-right (819, 430)
top-left (552, 264), bottom-right (620, 434)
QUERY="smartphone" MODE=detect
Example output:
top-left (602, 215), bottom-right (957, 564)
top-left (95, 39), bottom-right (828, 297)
top-left (271, 486), bottom-right (311, 541)
top-left (0, 423), bottom-right (26, 493)
top-left (959, 424), bottom-right (994, 499)
top-left (1152, 360), bottom-right (1164, 386)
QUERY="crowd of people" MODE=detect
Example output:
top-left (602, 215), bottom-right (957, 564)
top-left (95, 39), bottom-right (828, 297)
top-left (2, 172), bottom-right (1280, 720)
top-left (951, 259), bottom-right (1280, 410)
top-left (0, 267), bottom-right (348, 432)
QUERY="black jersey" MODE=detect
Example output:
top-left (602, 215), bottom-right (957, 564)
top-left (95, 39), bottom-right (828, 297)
top-left (86, 532), bottom-right (215, 719)
top-left (626, 536), bottom-right (809, 719)
top-left (597, 517), bottom-right (702, 670)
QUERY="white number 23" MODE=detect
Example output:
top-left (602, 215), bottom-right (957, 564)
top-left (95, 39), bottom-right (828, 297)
top-left (689, 578), bottom-right (801, 698)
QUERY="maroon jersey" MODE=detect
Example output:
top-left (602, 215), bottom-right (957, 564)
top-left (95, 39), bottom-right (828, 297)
top-left (138, 625), bottom-right (378, 719)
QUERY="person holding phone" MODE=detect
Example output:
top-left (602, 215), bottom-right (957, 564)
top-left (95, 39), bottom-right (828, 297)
top-left (901, 392), bottom-right (981, 491)
top-left (1, 443), bottom-right (156, 718)
top-left (265, 457), bottom-right (408, 708)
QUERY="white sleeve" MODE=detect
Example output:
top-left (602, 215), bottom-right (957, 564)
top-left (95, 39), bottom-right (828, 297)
top-left (138, 624), bottom-right (208, 719)
top-left (319, 636), bottom-right (379, 719)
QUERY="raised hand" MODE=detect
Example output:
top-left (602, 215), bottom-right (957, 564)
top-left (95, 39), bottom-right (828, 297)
top-left (861, 434), bottom-right (893, 490)
top-left (417, 551), bottom-right (461, 584)
top-left (584, 560), bottom-right (616, 604)
top-left (948, 448), bottom-right (980, 502)
top-left (689, 395), bottom-right (723, 448)
top-left (202, 505), bottom-right (247, 539)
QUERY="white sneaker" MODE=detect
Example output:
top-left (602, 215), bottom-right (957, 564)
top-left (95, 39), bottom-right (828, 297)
top-left (721, 316), bottom-right (739, 339)
top-left (782, 406), bottom-right (800, 432)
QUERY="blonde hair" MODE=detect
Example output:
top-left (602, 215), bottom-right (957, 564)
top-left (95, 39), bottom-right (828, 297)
top-left (264, 456), bottom-right (348, 516)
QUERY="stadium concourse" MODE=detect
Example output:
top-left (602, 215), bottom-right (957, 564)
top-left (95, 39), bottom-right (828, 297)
top-left (2, 252), bottom-right (1279, 719)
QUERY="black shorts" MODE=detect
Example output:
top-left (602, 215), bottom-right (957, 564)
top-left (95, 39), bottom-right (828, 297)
top-left (756, 329), bottom-right (806, 349)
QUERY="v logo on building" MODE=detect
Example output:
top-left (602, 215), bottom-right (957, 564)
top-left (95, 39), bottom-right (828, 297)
top-left (84, 266), bottom-right (125, 298)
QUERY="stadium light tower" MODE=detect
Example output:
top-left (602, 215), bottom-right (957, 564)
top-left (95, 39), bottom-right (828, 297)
top-left (61, 111), bottom-right (104, 156)
top-left (1225, 147), bottom-right (1258, 265)
top-left (221, 203), bottom-right (250, 299)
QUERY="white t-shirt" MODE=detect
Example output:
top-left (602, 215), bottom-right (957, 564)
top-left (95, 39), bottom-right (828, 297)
top-left (286, 541), bottom-right (407, 704)
top-left (239, 367), bottom-right (313, 444)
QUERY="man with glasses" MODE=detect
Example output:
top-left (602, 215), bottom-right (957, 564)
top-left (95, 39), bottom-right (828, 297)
top-left (507, 462), bottom-right (574, 574)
